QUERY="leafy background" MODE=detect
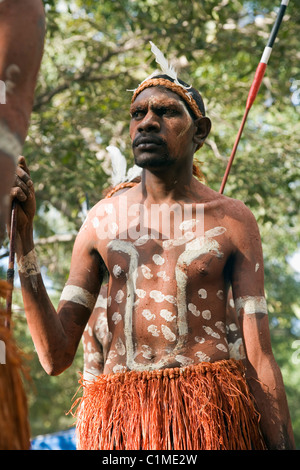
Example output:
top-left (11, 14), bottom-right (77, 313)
top-left (1, 0), bottom-right (299, 447)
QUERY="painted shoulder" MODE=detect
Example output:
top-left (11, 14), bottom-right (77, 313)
top-left (196, 180), bottom-right (258, 225)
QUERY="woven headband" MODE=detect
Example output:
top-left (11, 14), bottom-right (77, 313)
top-left (131, 77), bottom-right (203, 120)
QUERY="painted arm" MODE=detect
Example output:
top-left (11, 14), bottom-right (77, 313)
top-left (0, 0), bottom-right (45, 243)
top-left (11, 157), bottom-right (105, 375)
top-left (230, 203), bottom-right (295, 450)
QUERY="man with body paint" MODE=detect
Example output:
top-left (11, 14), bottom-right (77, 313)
top-left (83, 182), bottom-right (245, 382)
top-left (11, 55), bottom-right (295, 449)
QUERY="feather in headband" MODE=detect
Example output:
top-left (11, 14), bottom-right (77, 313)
top-left (139, 41), bottom-right (191, 90)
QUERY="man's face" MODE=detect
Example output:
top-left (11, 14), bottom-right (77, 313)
top-left (130, 87), bottom-right (196, 170)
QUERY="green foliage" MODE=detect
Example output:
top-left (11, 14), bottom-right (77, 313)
top-left (5, 0), bottom-right (300, 446)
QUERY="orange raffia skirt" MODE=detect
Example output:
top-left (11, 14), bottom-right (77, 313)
top-left (71, 359), bottom-right (266, 450)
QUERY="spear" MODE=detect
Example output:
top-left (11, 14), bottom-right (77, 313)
top-left (219, 0), bottom-right (290, 194)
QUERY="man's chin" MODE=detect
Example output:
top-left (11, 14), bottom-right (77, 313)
top-left (134, 154), bottom-right (174, 170)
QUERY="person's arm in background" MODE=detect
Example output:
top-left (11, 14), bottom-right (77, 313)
top-left (10, 156), bottom-right (105, 376)
top-left (0, 0), bottom-right (45, 243)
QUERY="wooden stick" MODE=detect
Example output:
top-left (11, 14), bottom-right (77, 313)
top-left (6, 200), bottom-right (18, 328)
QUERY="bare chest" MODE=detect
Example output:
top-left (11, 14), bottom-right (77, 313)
top-left (102, 223), bottom-right (231, 283)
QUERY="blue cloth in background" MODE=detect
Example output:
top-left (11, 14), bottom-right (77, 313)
top-left (31, 427), bottom-right (76, 450)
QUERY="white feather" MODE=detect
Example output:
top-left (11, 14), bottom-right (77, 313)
top-left (126, 165), bottom-right (142, 182)
top-left (106, 146), bottom-right (127, 186)
top-left (149, 41), bottom-right (178, 81)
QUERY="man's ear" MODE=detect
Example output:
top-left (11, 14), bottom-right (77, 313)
top-left (193, 117), bottom-right (211, 150)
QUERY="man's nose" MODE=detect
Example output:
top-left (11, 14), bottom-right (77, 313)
top-left (138, 110), bottom-right (160, 133)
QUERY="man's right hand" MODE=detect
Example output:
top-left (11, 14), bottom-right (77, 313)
top-left (10, 156), bottom-right (36, 235)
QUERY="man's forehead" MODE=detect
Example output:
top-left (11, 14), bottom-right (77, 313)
top-left (131, 86), bottom-right (190, 110)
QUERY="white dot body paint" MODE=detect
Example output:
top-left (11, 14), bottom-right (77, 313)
top-left (228, 338), bottom-right (246, 360)
top-left (134, 234), bottom-right (154, 246)
top-left (216, 290), bottom-right (224, 300)
top-left (115, 289), bottom-right (124, 304)
top-left (112, 312), bottom-right (122, 325)
top-left (234, 296), bottom-right (268, 316)
top-left (152, 254), bottom-right (165, 265)
top-left (203, 326), bottom-right (220, 339)
top-left (115, 337), bottom-right (126, 356)
top-left (198, 288), bottom-right (207, 299)
top-left (94, 294), bottom-right (107, 309)
top-left (113, 264), bottom-right (123, 278)
top-left (136, 288), bottom-right (146, 299)
top-left (188, 303), bottom-right (201, 317)
top-left (215, 321), bottom-right (226, 333)
top-left (202, 310), bottom-right (211, 320)
top-left (141, 345), bottom-right (153, 359)
top-left (195, 336), bottom-right (205, 344)
top-left (160, 309), bottom-right (176, 322)
top-left (107, 226), bottom-right (227, 371)
top-left (142, 309), bottom-right (156, 321)
top-left (149, 290), bottom-right (165, 302)
top-left (85, 325), bottom-right (93, 337)
top-left (165, 294), bottom-right (176, 304)
top-left (195, 351), bottom-right (210, 362)
top-left (228, 323), bottom-right (238, 332)
top-left (5, 64), bottom-right (21, 94)
top-left (157, 271), bottom-right (170, 281)
top-left (148, 325), bottom-right (160, 337)
top-left (141, 264), bottom-right (153, 279)
top-left (106, 350), bottom-right (118, 365)
top-left (161, 325), bottom-right (176, 342)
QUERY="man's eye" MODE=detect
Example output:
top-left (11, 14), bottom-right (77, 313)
top-left (157, 107), bottom-right (167, 116)
top-left (131, 110), bottom-right (144, 119)
top-left (158, 107), bottom-right (177, 117)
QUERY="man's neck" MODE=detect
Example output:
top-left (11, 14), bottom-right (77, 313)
top-left (140, 164), bottom-right (194, 205)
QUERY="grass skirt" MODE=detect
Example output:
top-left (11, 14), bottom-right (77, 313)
top-left (0, 280), bottom-right (30, 450)
top-left (71, 359), bottom-right (266, 450)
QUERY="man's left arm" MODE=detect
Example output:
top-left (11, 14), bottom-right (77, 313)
top-left (230, 203), bottom-right (295, 450)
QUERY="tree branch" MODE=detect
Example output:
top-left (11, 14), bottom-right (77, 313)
top-left (33, 34), bottom-right (151, 111)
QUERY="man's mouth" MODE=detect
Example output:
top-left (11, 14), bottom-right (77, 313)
top-left (133, 135), bottom-right (166, 150)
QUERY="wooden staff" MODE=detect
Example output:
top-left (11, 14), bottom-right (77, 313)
top-left (6, 200), bottom-right (18, 328)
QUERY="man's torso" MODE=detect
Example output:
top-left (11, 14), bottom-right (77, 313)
top-left (82, 183), bottom-right (243, 374)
